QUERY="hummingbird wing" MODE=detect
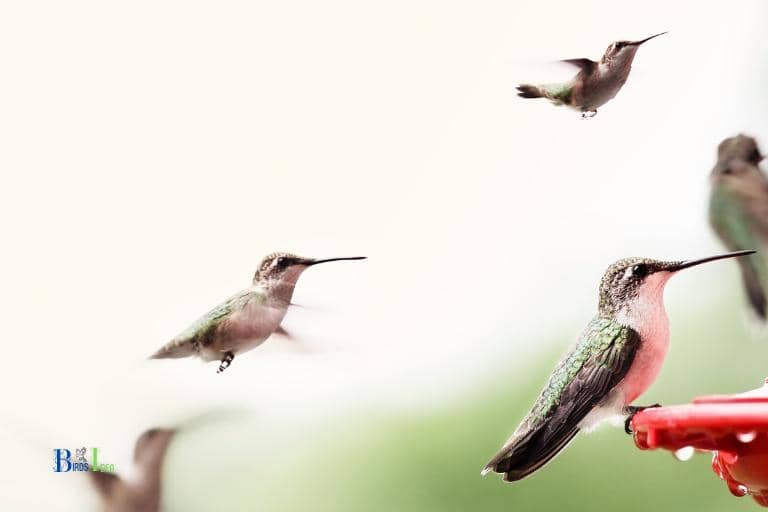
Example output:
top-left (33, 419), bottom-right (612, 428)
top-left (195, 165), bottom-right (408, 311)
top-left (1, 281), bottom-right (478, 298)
top-left (483, 317), bottom-right (640, 481)
top-left (150, 289), bottom-right (262, 359)
top-left (709, 179), bottom-right (768, 319)
top-left (560, 58), bottom-right (597, 74)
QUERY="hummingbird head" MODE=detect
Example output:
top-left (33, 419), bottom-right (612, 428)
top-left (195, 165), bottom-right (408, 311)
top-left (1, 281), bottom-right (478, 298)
top-left (253, 252), bottom-right (367, 288)
top-left (711, 134), bottom-right (764, 179)
top-left (602, 32), bottom-right (667, 65)
top-left (598, 251), bottom-right (754, 323)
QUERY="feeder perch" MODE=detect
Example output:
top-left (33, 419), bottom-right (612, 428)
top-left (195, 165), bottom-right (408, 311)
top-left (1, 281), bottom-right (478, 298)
top-left (632, 378), bottom-right (768, 507)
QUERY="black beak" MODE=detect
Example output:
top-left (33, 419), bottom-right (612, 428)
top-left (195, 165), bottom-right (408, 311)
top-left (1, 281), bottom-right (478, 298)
top-left (666, 250), bottom-right (755, 271)
top-left (629, 31), bottom-right (668, 46)
top-left (308, 256), bottom-right (367, 266)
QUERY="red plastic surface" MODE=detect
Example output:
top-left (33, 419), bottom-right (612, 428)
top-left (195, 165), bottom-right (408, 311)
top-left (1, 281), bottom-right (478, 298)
top-left (632, 378), bottom-right (768, 507)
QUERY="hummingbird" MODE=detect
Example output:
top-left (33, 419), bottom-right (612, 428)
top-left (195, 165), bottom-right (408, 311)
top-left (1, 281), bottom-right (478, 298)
top-left (482, 250), bottom-right (753, 482)
top-left (709, 134), bottom-right (768, 320)
top-left (89, 428), bottom-right (175, 512)
top-left (516, 32), bottom-right (667, 119)
top-left (150, 253), bottom-right (366, 373)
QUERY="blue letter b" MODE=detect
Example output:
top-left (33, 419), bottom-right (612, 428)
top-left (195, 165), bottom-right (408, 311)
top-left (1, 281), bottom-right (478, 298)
top-left (53, 449), bottom-right (72, 472)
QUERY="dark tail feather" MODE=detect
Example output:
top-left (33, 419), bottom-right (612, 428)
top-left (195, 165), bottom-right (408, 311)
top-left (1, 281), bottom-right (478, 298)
top-left (483, 427), bottom-right (579, 482)
top-left (740, 263), bottom-right (768, 320)
top-left (149, 341), bottom-right (195, 360)
top-left (516, 84), bottom-right (543, 99)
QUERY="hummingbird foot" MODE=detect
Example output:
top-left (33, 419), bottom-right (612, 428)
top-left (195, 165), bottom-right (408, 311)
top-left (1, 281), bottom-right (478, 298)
top-left (623, 403), bottom-right (661, 434)
top-left (217, 351), bottom-right (235, 374)
top-left (580, 110), bottom-right (598, 120)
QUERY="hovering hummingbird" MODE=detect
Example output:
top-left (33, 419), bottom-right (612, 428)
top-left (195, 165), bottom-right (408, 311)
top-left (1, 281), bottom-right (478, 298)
top-left (482, 250), bottom-right (753, 482)
top-left (89, 428), bottom-right (175, 512)
top-left (150, 253), bottom-right (366, 373)
top-left (709, 135), bottom-right (768, 320)
top-left (516, 32), bottom-right (667, 119)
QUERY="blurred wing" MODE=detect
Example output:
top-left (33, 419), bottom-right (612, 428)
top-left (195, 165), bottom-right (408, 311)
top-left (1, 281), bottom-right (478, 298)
top-left (710, 183), bottom-right (768, 318)
top-left (484, 318), bottom-right (640, 481)
top-left (150, 290), bottom-right (259, 359)
top-left (273, 325), bottom-right (295, 340)
top-left (560, 58), bottom-right (597, 74)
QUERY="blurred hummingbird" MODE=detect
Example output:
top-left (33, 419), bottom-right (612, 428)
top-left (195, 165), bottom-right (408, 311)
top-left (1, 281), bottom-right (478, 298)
top-left (89, 428), bottom-right (175, 512)
top-left (516, 32), bottom-right (667, 119)
top-left (482, 250), bottom-right (753, 482)
top-left (150, 253), bottom-right (366, 373)
top-left (709, 134), bottom-right (768, 320)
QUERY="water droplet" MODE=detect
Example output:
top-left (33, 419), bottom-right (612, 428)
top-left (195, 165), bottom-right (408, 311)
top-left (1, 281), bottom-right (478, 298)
top-left (725, 476), bottom-right (749, 496)
top-left (673, 446), bottom-right (695, 462)
top-left (736, 431), bottom-right (757, 443)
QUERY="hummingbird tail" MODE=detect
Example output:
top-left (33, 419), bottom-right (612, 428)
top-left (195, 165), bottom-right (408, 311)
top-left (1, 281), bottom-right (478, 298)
top-left (516, 84), bottom-right (544, 99)
top-left (482, 426), bottom-right (579, 482)
top-left (149, 340), bottom-right (196, 360)
top-left (738, 261), bottom-right (768, 320)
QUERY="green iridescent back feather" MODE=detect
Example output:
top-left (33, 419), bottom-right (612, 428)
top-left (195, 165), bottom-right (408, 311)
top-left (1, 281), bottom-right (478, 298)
top-left (542, 83), bottom-right (572, 103)
top-left (484, 315), bottom-right (638, 479)
top-left (151, 289), bottom-right (267, 359)
top-left (529, 317), bottom-right (633, 421)
top-left (175, 289), bottom-right (265, 344)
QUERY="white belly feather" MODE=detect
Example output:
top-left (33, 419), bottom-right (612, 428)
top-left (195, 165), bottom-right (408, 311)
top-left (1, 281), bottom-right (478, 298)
top-left (200, 299), bottom-right (288, 361)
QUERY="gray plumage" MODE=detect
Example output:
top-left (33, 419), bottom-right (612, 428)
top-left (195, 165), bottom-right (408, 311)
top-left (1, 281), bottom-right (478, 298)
top-left (150, 253), bottom-right (366, 372)
top-left (709, 134), bottom-right (768, 319)
top-left (516, 32), bottom-right (666, 118)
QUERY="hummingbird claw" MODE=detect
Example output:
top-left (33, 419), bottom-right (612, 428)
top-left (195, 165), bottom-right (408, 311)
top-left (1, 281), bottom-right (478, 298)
top-left (580, 110), bottom-right (598, 120)
top-left (623, 403), bottom-right (662, 434)
top-left (217, 351), bottom-right (235, 374)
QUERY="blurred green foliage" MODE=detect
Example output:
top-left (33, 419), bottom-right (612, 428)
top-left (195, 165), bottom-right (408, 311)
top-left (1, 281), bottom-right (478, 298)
top-left (166, 289), bottom-right (768, 511)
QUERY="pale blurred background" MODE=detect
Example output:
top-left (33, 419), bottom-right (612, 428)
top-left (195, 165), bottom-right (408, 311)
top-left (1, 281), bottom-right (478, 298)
top-left (2, 0), bottom-right (768, 510)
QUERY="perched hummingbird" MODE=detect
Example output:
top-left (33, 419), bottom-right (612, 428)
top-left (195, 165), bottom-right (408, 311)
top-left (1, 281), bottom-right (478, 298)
top-left (709, 135), bottom-right (768, 320)
top-left (516, 32), bottom-right (667, 119)
top-left (89, 428), bottom-right (175, 512)
top-left (482, 250), bottom-right (753, 482)
top-left (150, 253), bottom-right (366, 373)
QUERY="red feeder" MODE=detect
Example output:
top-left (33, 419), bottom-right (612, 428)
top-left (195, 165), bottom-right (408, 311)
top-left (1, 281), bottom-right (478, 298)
top-left (632, 378), bottom-right (768, 507)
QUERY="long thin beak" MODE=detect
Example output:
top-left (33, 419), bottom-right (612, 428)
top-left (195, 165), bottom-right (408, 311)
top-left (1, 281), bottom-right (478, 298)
top-left (629, 31), bottom-right (668, 46)
top-left (308, 256), bottom-right (367, 266)
top-left (667, 250), bottom-right (755, 271)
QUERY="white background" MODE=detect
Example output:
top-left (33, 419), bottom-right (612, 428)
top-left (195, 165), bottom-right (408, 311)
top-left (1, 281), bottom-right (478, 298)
top-left (1, 1), bottom-right (767, 508)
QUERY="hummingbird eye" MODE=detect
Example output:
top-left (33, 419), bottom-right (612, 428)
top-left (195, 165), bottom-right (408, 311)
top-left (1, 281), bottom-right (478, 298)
top-left (631, 264), bottom-right (649, 277)
top-left (276, 256), bottom-right (288, 267)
